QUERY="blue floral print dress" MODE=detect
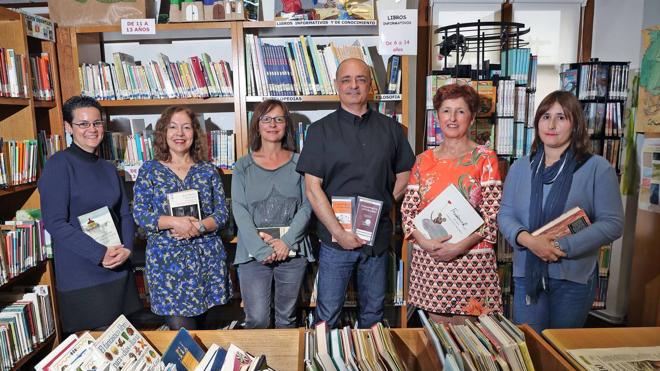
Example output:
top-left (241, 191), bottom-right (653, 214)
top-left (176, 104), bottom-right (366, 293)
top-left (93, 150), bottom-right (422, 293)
top-left (133, 160), bottom-right (232, 316)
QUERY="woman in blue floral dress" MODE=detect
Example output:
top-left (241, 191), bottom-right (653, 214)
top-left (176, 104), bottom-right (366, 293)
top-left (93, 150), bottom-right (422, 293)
top-left (133, 105), bottom-right (232, 330)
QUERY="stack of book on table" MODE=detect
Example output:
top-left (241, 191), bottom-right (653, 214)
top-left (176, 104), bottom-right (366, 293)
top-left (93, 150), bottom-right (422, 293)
top-left (419, 310), bottom-right (536, 371)
top-left (37, 315), bottom-right (273, 371)
top-left (304, 322), bottom-right (407, 371)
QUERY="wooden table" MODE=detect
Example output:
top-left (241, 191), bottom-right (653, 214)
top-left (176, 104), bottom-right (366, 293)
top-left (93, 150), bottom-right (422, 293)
top-left (542, 327), bottom-right (660, 370)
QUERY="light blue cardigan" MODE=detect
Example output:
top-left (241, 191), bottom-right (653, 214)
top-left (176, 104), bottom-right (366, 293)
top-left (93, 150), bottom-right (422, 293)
top-left (497, 154), bottom-right (624, 284)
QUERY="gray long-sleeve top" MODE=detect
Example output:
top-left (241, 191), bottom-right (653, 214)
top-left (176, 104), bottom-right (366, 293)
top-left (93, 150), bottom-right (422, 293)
top-left (231, 153), bottom-right (315, 264)
top-left (497, 154), bottom-right (624, 284)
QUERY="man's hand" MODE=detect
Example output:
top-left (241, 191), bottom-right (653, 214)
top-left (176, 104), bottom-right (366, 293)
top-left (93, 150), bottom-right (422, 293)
top-left (334, 230), bottom-right (365, 250)
top-left (102, 245), bottom-right (131, 269)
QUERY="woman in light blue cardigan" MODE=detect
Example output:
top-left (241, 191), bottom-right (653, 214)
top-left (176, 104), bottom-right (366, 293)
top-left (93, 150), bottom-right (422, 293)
top-left (498, 91), bottom-right (623, 333)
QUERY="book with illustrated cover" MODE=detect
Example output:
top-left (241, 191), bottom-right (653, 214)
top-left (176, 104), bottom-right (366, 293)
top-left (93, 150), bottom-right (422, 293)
top-left (331, 196), bottom-right (354, 242)
top-left (162, 328), bottom-right (206, 371)
top-left (167, 189), bottom-right (202, 220)
top-left (531, 206), bottom-right (591, 239)
top-left (77, 206), bottom-right (121, 247)
top-left (413, 184), bottom-right (484, 244)
top-left (94, 314), bottom-right (161, 370)
top-left (354, 196), bottom-right (383, 246)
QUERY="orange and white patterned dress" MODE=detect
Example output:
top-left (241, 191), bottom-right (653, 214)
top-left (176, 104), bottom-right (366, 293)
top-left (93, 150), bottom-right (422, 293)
top-left (401, 145), bottom-right (502, 315)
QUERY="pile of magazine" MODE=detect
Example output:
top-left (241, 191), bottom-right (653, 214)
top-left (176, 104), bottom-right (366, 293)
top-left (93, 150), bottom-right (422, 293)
top-left (37, 315), bottom-right (273, 371)
top-left (304, 322), bottom-right (407, 371)
top-left (419, 310), bottom-right (536, 371)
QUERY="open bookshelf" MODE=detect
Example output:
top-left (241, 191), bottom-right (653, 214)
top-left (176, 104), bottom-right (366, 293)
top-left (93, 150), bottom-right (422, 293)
top-left (56, 19), bottom-right (412, 326)
top-left (0, 7), bottom-right (63, 368)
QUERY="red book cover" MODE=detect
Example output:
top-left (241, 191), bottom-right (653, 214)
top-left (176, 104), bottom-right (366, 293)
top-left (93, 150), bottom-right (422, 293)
top-left (531, 206), bottom-right (591, 239)
top-left (189, 56), bottom-right (208, 97)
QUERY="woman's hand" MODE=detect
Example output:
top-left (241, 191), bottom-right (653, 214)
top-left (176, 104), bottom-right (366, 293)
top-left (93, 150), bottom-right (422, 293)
top-left (268, 239), bottom-right (291, 261)
top-left (518, 232), bottom-right (566, 262)
top-left (102, 245), bottom-right (131, 269)
top-left (169, 216), bottom-right (200, 240)
top-left (419, 235), bottom-right (465, 262)
top-left (258, 232), bottom-right (278, 264)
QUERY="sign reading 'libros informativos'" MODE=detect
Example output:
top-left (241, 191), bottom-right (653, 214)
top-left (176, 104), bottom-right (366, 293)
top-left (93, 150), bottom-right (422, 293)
top-left (378, 9), bottom-right (417, 55)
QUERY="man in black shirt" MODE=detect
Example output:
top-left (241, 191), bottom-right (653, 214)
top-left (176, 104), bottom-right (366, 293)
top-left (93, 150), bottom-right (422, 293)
top-left (297, 58), bottom-right (415, 328)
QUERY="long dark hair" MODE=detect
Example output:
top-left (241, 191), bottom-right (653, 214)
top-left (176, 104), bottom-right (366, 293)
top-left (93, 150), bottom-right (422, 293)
top-left (530, 90), bottom-right (590, 161)
top-left (249, 99), bottom-right (296, 152)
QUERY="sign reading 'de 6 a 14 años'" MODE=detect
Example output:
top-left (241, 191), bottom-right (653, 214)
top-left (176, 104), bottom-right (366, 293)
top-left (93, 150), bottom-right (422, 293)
top-left (378, 10), bottom-right (417, 55)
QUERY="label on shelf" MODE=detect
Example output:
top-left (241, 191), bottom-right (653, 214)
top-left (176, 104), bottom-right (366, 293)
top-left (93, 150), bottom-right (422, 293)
top-left (260, 96), bottom-right (304, 102)
top-left (123, 164), bottom-right (142, 182)
top-left (275, 19), bottom-right (377, 27)
top-left (121, 19), bottom-right (156, 35)
top-left (374, 94), bottom-right (402, 101)
top-left (11, 9), bottom-right (55, 42)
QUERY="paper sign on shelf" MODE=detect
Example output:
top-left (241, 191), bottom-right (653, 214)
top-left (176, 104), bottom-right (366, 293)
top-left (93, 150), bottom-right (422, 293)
top-left (378, 9), bottom-right (417, 55)
top-left (123, 164), bottom-right (141, 182)
top-left (121, 19), bottom-right (156, 35)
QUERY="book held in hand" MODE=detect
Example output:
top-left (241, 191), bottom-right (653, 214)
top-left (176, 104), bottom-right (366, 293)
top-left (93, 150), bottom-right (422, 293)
top-left (252, 226), bottom-right (296, 258)
top-left (77, 206), bottom-right (121, 247)
top-left (168, 189), bottom-right (202, 220)
top-left (331, 196), bottom-right (354, 242)
top-left (354, 196), bottom-right (383, 246)
top-left (531, 206), bottom-right (591, 238)
top-left (413, 184), bottom-right (484, 244)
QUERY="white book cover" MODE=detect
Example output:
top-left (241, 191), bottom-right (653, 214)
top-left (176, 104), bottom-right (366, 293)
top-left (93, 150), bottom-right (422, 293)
top-left (413, 183), bottom-right (484, 243)
top-left (77, 206), bottom-right (121, 247)
top-left (94, 314), bottom-right (161, 370)
top-left (167, 189), bottom-right (201, 220)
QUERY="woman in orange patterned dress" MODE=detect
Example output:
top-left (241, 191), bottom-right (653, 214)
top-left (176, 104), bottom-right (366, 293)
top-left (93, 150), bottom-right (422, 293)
top-left (401, 83), bottom-right (502, 324)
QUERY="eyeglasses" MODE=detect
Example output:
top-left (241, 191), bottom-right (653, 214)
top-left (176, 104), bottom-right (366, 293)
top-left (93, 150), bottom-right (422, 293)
top-left (70, 120), bottom-right (105, 129)
top-left (259, 115), bottom-right (286, 125)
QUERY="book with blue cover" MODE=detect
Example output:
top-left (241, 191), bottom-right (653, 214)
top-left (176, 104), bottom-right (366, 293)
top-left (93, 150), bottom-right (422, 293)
top-left (162, 328), bottom-right (206, 371)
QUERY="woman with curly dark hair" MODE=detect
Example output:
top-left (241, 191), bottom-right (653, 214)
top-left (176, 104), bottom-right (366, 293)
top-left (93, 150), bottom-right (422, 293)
top-left (401, 83), bottom-right (503, 324)
top-left (133, 105), bottom-right (232, 330)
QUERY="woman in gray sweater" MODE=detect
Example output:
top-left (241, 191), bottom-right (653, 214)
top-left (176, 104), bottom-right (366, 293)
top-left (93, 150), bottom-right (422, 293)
top-left (498, 91), bottom-right (623, 333)
top-left (231, 99), bottom-right (314, 328)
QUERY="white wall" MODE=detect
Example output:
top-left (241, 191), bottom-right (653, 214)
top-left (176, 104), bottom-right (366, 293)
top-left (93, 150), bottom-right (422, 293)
top-left (592, 0), bottom-right (645, 68)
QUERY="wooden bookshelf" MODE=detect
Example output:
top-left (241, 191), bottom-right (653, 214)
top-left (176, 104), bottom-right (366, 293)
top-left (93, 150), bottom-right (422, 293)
top-left (98, 97), bottom-right (235, 107)
top-left (0, 7), bottom-right (64, 370)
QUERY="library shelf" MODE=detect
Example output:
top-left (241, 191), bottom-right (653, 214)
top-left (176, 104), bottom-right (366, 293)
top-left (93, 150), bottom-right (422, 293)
top-left (0, 97), bottom-right (30, 106)
top-left (33, 100), bottom-right (57, 108)
top-left (0, 183), bottom-right (37, 198)
top-left (97, 97), bottom-right (235, 108)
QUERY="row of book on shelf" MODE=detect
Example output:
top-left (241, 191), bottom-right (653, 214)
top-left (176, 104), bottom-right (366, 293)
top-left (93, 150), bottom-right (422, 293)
top-left (0, 132), bottom-right (63, 188)
top-left (500, 48), bottom-right (537, 89)
top-left (79, 52), bottom-right (234, 101)
top-left (0, 49), bottom-right (54, 100)
top-left (0, 209), bottom-right (52, 286)
top-left (560, 63), bottom-right (629, 100)
top-left (245, 35), bottom-right (403, 97)
top-left (0, 284), bottom-right (56, 370)
top-left (583, 101), bottom-right (623, 137)
top-left (38, 315), bottom-right (272, 371)
top-left (98, 118), bottom-right (237, 171)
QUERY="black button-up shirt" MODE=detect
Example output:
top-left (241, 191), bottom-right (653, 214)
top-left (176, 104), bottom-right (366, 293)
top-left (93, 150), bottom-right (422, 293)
top-left (296, 106), bottom-right (415, 256)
